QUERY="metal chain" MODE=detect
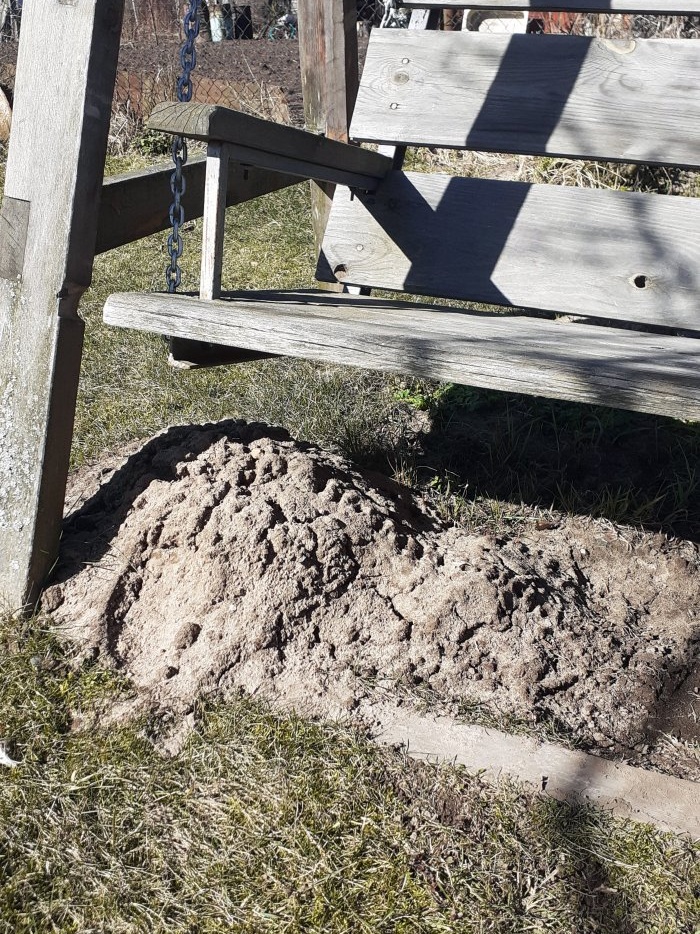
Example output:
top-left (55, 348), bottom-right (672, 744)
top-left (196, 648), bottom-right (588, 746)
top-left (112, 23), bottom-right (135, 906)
top-left (166, 0), bottom-right (201, 293)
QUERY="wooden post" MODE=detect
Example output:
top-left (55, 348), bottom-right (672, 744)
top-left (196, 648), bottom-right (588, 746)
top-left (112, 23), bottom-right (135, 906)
top-left (297, 0), bottom-right (359, 262)
top-left (0, 0), bottom-right (124, 610)
top-left (199, 143), bottom-right (231, 302)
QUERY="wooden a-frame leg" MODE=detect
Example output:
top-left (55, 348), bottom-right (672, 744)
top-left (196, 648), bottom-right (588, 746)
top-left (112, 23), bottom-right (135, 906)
top-left (0, 0), bottom-right (124, 611)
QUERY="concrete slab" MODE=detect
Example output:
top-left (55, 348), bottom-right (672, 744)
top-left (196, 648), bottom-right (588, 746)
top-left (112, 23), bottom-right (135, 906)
top-left (373, 707), bottom-right (700, 839)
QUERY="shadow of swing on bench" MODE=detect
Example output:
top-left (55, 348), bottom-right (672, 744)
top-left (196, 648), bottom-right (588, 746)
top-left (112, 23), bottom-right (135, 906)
top-left (103, 14), bottom-right (700, 423)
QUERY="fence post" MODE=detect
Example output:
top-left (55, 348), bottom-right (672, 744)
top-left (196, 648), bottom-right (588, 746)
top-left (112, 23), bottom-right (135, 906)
top-left (0, 0), bottom-right (124, 610)
top-left (297, 0), bottom-right (359, 260)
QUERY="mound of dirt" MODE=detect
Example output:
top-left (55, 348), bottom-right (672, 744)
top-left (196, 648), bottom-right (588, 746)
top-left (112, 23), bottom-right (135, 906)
top-left (44, 422), bottom-right (700, 775)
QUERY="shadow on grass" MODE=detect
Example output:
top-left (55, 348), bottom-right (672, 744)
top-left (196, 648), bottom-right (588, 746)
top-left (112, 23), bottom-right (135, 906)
top-left (405, 383), bottom-right (700, 541)
top-left (529, 798), bottom-right (637, 931)
top-left (389, 757), bottom-right (671, 932)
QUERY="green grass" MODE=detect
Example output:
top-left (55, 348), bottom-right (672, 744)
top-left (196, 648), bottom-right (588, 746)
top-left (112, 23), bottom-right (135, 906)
top-left (1, 613), bottom-right (699, 934)
top-left (76, 179), bottom-right (415, 471)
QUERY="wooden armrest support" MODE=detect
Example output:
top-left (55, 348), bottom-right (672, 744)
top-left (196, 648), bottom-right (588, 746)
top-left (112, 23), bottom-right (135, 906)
top-left (97, 157), bottom-right (299, 254)
top-left (147, 102), bottom-right (392, 190)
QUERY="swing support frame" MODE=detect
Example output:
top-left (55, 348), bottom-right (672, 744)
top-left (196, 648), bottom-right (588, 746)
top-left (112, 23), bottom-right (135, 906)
top-left (0, 0), bottom-right (358, 610)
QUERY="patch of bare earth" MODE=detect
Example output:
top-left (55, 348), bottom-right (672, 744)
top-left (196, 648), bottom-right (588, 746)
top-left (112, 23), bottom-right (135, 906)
top-left (44, 422), bottom-right (700, 778)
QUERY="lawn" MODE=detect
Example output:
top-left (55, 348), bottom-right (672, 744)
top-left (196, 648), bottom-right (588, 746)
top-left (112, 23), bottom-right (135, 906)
top-left (1, 613), bottom-right (699, 933)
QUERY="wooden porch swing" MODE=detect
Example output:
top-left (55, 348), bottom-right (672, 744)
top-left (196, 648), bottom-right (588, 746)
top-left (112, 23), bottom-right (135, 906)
top-left (103, 0), bottom-right (700, 419)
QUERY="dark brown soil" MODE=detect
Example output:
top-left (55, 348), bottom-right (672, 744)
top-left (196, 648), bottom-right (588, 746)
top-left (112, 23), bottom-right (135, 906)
top-left (118, 35), bottom-right (302, 99)
top-left (114, 33), bottom-right (370, 125)
top-left (115, 36), bottom-right (305, 123)
top-left (0, 36), bottom-right (306, 124)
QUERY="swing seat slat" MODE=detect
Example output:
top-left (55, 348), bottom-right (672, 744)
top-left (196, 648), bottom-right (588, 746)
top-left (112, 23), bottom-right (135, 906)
top-left (103, 289), bottom-right (700, 420)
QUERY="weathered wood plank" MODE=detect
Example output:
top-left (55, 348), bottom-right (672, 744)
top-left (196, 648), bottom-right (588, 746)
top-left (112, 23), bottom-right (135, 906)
top-left (408, 8), bottom-right (442, 27)
top-left (148, 101), bottom-right (391, 189)
top-left (351, 31), bottom-right (700, 168)
top-left (0, 0), bottom-right (124, 610)
top-left (199, 143), bottom-right (230, 302)
top-left (403, 1), bottom-right (700, 11)
top-left (170, 144), bottom-right (267, 368)
top-left (103, 290), bottom-right (700, 420)
top-left (0, 197), bottom-right (30, 280)
top-left (96, 158), bottom-right (299, 254)
top-left (398, 2), bottom-right (439, 162)
top-left (318, 171), bottom-right (700, 332)
top-left (298, 0), bottom-right (359, 141)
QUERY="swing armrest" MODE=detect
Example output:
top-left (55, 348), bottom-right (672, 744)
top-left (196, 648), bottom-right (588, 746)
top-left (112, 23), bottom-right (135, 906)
top-left (147, 102), bottom-right (392, 191)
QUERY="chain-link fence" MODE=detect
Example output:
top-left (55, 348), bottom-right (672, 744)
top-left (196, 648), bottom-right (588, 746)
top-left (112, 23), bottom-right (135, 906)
top-left (440, 9), bottom-right (700, 36)
top-left (110, 1), bottom-right (305, 152)
top-left (0, 1), bottom-right (306, 153)
top-left (528, 12), bottom-right (700, 36)
top-left (0, 1), bottom-right (20, 40)
top-left (110, 1), bottom-right (379, 150)
top-left (110, 38), bottom-right (304, 152)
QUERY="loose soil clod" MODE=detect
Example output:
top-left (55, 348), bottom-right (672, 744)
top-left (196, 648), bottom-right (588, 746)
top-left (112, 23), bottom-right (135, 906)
top-left (44, 422), bottom-right (700, 778)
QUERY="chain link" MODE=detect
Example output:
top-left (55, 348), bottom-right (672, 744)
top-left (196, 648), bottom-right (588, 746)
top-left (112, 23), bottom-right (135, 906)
top-left (166, 0), bottom-right (201, 293)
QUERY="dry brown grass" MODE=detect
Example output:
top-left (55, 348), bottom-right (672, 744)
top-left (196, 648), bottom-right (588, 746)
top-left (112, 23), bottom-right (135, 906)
top-left (534, 12), bottom-right (699, 37)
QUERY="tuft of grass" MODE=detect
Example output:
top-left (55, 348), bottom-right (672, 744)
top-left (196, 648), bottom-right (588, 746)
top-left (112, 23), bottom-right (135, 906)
top-left (1, 611), bottom-right (699, 933)
top-left (403, 146), bottom-right (700, 199)
top-left (384, 377), bottom-right (700, 537)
